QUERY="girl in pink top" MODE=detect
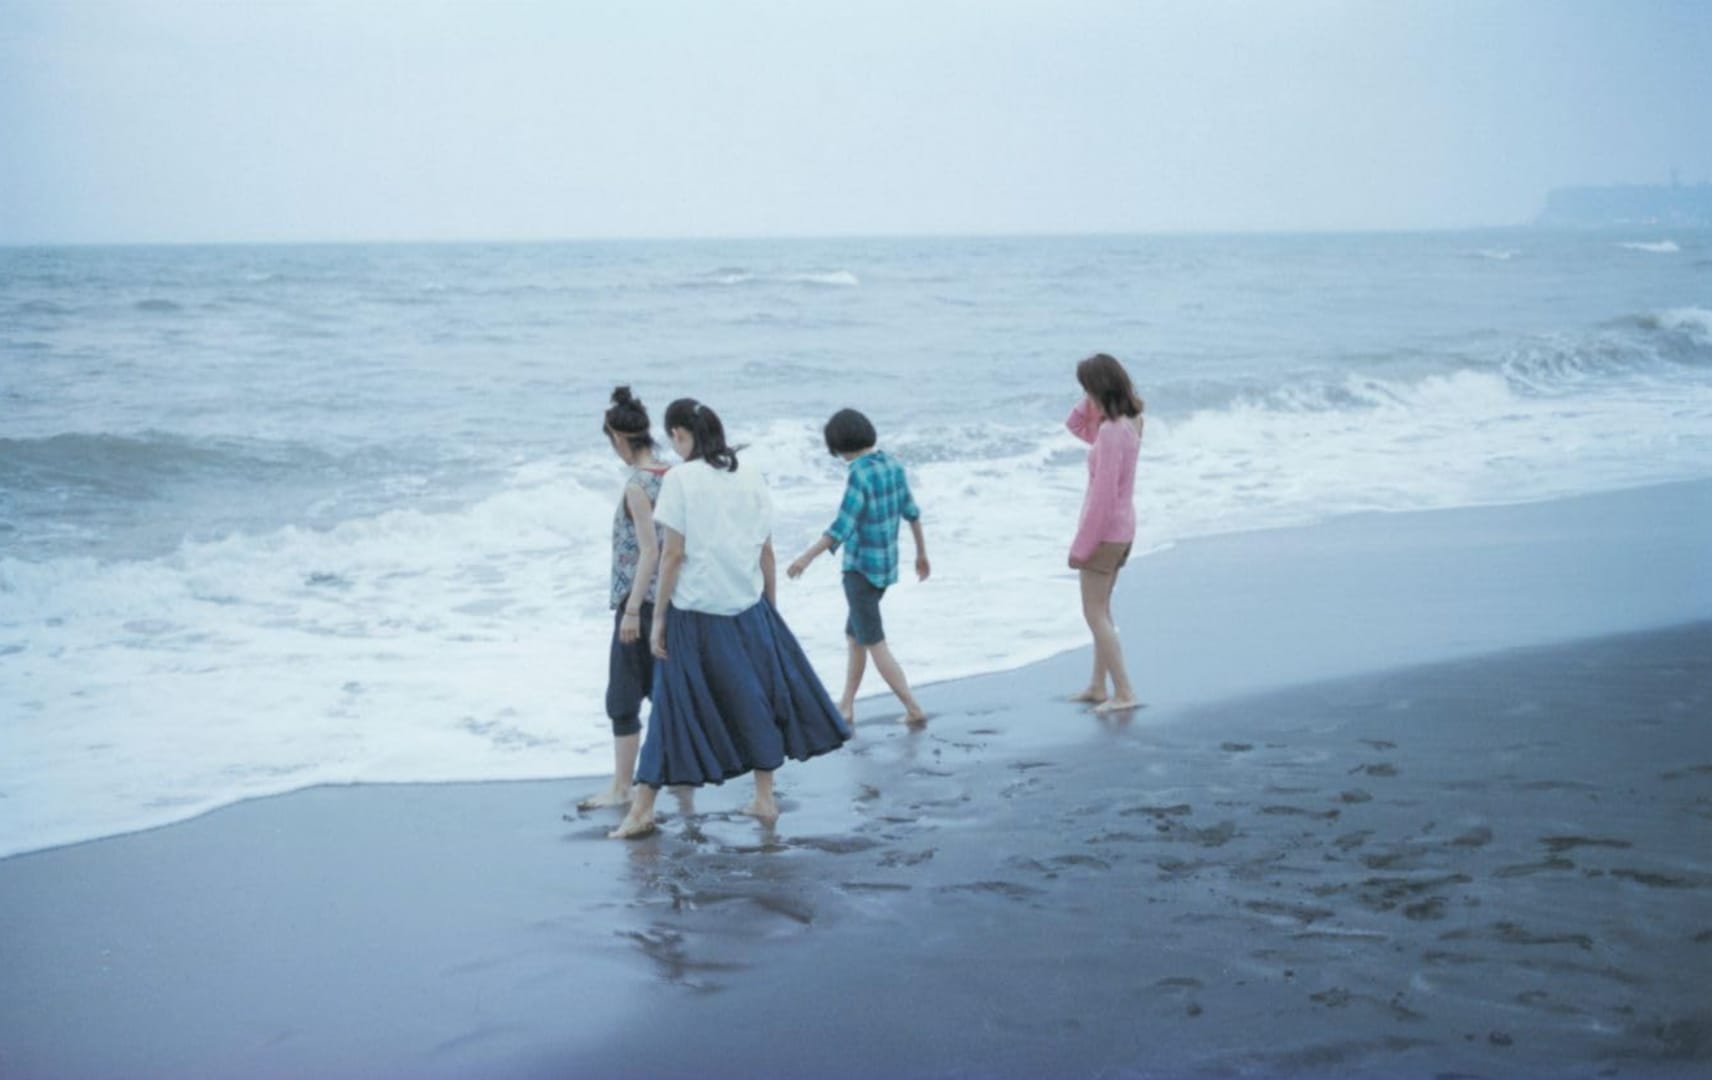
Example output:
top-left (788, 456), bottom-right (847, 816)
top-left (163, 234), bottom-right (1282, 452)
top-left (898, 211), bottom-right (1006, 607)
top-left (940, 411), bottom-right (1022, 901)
top-left (1066, 353), bottom-right (1145, 713)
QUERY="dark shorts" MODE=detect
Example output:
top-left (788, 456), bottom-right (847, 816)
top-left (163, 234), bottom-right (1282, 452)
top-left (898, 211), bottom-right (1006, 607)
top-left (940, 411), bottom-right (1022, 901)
top-left (1082, 541), bottom-right (1132, 575)
top-left (605, 602), bottom-right (654, 737)
top-left (842, 571), bottom-right (888, 646)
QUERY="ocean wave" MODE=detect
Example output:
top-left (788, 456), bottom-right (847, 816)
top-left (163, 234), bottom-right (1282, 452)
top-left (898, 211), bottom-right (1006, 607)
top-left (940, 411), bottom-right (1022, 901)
top-left (1647, 306), bottom-right (1712, 345)
top-left (680, 268), bottom-right (860, 289)
top-left (9, 350), bottom-right (1712, 858)
top-left (0, 432), bottom-right (331, 498)
top-left (1467, 249), bottom-right (1520, 261)
top-left (1619, 240), bottom-right (1680, 254)
top-left (12, 299), bottom-right (75, 316)
top-left (133, 298), bottom-right (184, 312)
top-left (786, 270), bottom-right (860, 287)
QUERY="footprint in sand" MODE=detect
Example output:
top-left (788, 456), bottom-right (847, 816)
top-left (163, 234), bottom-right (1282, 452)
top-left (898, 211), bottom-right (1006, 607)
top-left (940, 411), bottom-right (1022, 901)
top-left (1349, 762), bottom-right (1400, 778)
top-left (1246, 899), bottom-right (1335, 925)
top-left (1260, 804), bottom-right (1341, 821)
top-left (1439, 921), bottom-right (1593, 951)
top-left (1610, 868), bottom-right (1711, 889)
top-left (839, 881), bottom-right (912, 893)
top-left (1118, 802), bottom-right (1193, 818)
top-left (1540, 835), bottom-right (1631, 854)
top-left (789, 835), bottom-right (881, 856)
top-left (878, 848), bottom-right (935, 868)
top-left (938, 880), bottom-right (1045, 900)
top-left (1495, 858), bottom-right (1576, 878)
top-left (1355, 873), bottom-right (1472, 916)
top-left (1658, 763), bottom-right (1712, 781)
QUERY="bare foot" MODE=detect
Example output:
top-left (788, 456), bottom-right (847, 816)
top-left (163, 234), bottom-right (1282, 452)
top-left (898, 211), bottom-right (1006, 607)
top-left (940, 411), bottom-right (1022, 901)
top-left (1067, 688), bottom-right (1108, 704)
top-left (902, 710), bottom-right (928, 726)
top-left (577, 787), bottom-right (632, 811)
top-left (607, 815), bottom-right (656, 840)
top-left (838, 703), bottom-right (855, 729)
top-left (739, 798), bottom-right (780, 823)
top-left (1093, 696), bottom-right (1142, 714)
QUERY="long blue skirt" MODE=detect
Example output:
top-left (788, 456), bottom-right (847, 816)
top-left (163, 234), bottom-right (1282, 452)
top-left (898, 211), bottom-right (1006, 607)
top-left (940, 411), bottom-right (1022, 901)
top-left (635, 598), bottom-right (851, 788)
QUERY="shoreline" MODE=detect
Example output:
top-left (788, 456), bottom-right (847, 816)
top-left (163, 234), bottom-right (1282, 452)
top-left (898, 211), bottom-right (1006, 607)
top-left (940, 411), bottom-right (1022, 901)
top-left (5, 476), bottom-right (1708, 862)
top-left (2, 478), bottom-right (1710, 1078)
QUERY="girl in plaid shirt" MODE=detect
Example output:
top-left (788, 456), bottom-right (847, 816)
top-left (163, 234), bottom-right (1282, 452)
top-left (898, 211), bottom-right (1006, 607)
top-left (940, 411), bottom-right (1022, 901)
top-left (788, 408), bottom-right (931, 727)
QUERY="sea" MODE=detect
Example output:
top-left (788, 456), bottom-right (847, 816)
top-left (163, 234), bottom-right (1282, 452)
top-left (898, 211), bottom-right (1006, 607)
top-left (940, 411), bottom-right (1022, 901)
top-left (4, 230), bottom-right (1711, 857)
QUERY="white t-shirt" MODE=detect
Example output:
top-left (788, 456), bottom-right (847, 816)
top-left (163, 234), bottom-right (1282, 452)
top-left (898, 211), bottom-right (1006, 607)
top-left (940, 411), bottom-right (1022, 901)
top-left (652, 459), bottom-right (774, 616)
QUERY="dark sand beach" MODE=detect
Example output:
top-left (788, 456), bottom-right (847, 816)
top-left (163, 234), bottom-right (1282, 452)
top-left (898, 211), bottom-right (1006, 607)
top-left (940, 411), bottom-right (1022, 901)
top-left (3, 481), bottom-right (1709, 1079)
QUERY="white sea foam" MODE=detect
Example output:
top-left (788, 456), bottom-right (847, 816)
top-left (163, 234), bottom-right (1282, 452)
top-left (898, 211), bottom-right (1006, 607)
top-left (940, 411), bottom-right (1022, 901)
top-left (6, 340), bottom-right (1712, 857)
top-left (1619, 240), bottom-right (1680, 253)
top-left (691, 268), bottom-right (859, 288)
top-left (1655, 306), bottom-right (1712, 344)
top-left (1468, 249), bottom-right (1519, 261)
top-left (785, 270), bottom-right (861, 287)
top-left (8, 229), bottom-right (1712, 859)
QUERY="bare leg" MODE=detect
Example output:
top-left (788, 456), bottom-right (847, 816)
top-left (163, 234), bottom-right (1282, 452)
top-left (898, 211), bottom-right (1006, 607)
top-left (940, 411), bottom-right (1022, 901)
top-left (867, 640), bottom-right (927, 723)
top-left (609, 784), bottom-right (660, 839)
top-left (578, 733), bottom-right (640, 809)
top-left (669, 785), bottom-right (696, 818)
top-left (1089, 567), bottom-right (1140, 712)
top-left (741, 769), bottom-right (779, 821)
top-left (840, 634), bottom-right (865, 726)
top-left (1071, 570), bottom-right (1112, 702)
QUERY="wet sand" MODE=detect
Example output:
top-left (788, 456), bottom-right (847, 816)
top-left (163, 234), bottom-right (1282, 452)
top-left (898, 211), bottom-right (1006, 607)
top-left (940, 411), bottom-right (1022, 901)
top-left (2, 481), bottom-right (1709, 1079)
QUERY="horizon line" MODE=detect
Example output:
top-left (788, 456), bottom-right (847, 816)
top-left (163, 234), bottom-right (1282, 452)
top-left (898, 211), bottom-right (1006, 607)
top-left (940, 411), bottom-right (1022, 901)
top-left (0, 220), bottom-right (1569, 249)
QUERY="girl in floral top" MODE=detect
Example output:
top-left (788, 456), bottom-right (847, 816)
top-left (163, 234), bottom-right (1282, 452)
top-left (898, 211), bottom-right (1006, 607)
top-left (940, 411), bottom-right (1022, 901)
top-left (578, 386), bottom-right (669, 810)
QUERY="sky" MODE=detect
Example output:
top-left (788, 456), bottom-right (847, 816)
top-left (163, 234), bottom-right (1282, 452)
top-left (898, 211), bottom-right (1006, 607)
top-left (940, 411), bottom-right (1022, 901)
top-left (1, 0), bottom-right (1709, 244)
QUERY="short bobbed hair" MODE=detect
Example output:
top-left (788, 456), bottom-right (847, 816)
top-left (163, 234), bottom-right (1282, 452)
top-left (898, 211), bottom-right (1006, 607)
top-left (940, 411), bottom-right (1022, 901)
top-left (823, 408), bottom-right (877, 456)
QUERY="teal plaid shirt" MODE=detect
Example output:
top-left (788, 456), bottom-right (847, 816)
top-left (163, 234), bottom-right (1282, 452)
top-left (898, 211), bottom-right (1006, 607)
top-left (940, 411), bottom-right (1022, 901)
top-left (825, 450), bottom-right (920, 588)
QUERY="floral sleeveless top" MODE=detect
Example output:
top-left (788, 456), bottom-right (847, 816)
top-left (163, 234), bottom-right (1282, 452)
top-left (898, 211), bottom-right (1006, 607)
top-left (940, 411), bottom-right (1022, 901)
top-left (610, 466), bottom-right (668, 609)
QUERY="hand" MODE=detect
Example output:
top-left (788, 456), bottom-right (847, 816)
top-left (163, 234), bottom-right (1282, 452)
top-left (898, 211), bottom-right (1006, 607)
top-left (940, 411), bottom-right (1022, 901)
top-left (915, 554), bottom-right (931, 582)
top-left (618, 611), bottom-right (641, 644)
top-left (650, 616), bottom-right (667, 660)
top-left (1068, 555), bottom-right (1086, 571)
top-left (786, 555), bottom-right (810, 579)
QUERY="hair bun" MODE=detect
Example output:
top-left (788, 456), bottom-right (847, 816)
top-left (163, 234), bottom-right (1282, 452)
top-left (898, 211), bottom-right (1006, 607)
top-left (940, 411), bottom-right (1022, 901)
top-left (610, 385), bottom-right (636, 409)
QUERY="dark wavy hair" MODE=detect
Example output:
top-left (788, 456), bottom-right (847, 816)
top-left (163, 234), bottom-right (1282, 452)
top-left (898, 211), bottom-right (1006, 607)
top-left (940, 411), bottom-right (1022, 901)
top-left (663, 397), bottom-right (740, 472)
top-left (1076, 353), bottom-right (1144, 421)
top-left (603, 385), bottom-right (656, 452)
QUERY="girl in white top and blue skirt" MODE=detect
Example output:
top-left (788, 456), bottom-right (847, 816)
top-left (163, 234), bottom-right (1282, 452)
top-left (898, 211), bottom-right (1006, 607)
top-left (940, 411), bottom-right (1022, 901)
top-left (610, 398), bottom-right (851, 839)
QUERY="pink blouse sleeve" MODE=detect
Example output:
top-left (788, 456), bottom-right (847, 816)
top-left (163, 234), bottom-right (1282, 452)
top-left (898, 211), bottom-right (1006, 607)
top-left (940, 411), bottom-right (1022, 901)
top-left (1066, 398), bottom-right (1100, 444)
top-left (1070, 422), bottom-right (1134, 563)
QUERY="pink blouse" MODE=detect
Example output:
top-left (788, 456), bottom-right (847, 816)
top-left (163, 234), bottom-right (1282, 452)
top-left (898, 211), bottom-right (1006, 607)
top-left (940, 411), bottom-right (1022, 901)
top-left (1067, 398), bottom-right (1141, 564)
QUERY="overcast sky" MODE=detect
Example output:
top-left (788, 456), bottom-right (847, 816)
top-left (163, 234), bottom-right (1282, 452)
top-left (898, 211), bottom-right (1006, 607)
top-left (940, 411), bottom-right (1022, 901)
top-left (2, 0), bottom-right (1709, 244)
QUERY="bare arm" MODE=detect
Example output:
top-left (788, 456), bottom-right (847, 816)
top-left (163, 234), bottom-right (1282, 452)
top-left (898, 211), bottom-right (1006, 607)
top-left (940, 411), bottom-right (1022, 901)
top-left (620, 484), bottom-right (659, 644)
top-left (760, 538), bottom-right (777, 607)
top-left (649, 527), bottom-right (686, 659)
top-left (787, 534), bottom-right (836, 579)
top-left (908, 518), bottom-right (930, 581)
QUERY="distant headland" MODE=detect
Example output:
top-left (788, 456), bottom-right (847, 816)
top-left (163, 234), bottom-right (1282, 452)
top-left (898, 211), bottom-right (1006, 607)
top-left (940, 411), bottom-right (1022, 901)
top-left (1536, 183), bottom-right (1712, 227)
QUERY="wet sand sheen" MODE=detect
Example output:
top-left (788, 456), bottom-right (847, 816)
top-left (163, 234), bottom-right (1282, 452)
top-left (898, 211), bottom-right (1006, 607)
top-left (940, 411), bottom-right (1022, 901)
top-left (1, 480), bottom-right (1709, 1079)
top-left (563, 621), bottom-right (1711, 1079)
